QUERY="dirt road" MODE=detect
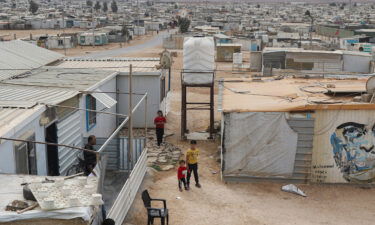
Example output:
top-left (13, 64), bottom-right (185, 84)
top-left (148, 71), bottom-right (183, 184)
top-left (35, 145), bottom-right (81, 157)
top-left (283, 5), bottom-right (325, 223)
top-left (123, 49), bottom-right (375, 225)
top-left (76, 30), bottom-right (172, 58)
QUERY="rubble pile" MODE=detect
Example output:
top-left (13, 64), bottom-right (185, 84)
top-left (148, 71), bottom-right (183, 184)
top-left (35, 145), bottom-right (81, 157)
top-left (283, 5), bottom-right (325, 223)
top-left (145, 131), bottom-right (182, 171)
top-left (120, 128), bottom-right (182, 171)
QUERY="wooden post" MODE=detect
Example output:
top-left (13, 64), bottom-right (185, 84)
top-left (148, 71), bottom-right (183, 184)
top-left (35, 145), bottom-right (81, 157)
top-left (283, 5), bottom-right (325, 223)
top-left (210, 84), bottom-right (214, 139)
top-left (144, 95), bottom-right (148, 142)
top-left (181, 83), bottom-right (187, 140)
top-left (128, 64), bottom-right (133, 170)
top-left (62, 3), bottom-right (66, 56)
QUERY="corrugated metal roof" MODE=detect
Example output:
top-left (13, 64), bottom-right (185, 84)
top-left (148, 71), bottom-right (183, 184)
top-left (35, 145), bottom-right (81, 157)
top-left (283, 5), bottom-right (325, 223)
top-left (0, 68), bottom-right (117, 91)
top-left (0, 106), bottom-right (44, 137)
top-left (56, 58), bottom-right (161, 74)
top-left (0, 40), bottom-right (63, 81)
top-left (0, 108), bottom-right (29, 125)
top-left (263, 47), bottom-right (343, 55)
top-left (0, 85), bottom-right (79, 108)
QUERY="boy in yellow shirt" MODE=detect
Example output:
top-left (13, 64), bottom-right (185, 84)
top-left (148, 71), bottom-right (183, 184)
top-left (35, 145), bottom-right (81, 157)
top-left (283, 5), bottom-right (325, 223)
top-left (186, 140), bottom-right (201, 189)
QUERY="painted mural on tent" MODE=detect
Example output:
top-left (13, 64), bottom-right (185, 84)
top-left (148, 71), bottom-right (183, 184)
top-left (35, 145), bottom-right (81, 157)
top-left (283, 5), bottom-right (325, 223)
top-left (330, 122), bottom-right (375, 183)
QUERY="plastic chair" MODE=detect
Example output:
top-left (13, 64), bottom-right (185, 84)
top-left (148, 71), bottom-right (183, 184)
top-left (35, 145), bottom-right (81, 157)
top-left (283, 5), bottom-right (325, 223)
top-left (141, 190), bottom-right (169, 225)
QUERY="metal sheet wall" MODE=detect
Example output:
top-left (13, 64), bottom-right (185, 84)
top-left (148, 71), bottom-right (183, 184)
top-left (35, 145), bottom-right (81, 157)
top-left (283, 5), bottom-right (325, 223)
top-left (88, 138), bottom-right (119, 170)
top-left (119, 138), bottom-right (145, 170)
top-left (312, 110), bottom-right (375, 184)
top-left (263, 51), bottom-right (286, 69)
top-left (57, 110), bottom-right (82, 175)
top-left (89, 137), bottom-right (145, 171)
top-left (117, 75), bottom-right (161, 128)
top-left (107, 148), bottom-right (147, 225)
top-left (287, 118), bottom-right (314, 183)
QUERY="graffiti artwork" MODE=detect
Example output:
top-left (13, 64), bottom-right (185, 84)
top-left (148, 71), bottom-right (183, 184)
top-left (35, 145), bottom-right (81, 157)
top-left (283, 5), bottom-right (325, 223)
top-left (330, 122), bottom-right (375, 182)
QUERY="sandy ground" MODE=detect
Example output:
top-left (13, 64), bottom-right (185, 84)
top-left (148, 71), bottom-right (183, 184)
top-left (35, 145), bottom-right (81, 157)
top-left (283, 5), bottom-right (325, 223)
top-left (120, 47), bottom-right (375, 225)
top-left (0, 28), bottom-right (158, 57)
top-left (0, 28), bottom-right (84, 40)
top-left (53, 33), bottom-right (158, 57)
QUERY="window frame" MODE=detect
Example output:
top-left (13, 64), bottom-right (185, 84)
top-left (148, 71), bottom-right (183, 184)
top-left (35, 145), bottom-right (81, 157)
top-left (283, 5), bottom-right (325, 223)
top-left (58, 39), bottom-right (64, 46)
top-left (14, 134), bottom-right (37, 175)
top-left (86, 95), bottom-right (97, 131)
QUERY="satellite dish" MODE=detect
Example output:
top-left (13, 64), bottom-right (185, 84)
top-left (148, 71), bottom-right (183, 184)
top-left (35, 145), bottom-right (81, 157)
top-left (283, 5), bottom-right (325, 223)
top-left (366, 76), bottom-right (375, 94)
top-left (159, 50), bottom-right (172, 69)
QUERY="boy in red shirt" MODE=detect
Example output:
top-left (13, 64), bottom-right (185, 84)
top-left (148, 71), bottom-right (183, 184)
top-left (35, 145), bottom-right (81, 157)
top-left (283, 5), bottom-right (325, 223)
top-left (154, 110), bottom-right (167, 146)
top-left (177, 160), bottom-right (188, 192)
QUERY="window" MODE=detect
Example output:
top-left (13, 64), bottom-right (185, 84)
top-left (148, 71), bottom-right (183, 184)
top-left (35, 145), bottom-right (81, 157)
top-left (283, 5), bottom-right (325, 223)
top-left (58, 39), bottom-right (63, 46)
top-left (95, 36), bottom-right (101, 44)
top-left (14, 134), bottom-right (37, 175)
top-left (160, 76), bottom-right (166, 103)
top-left (86, 95), bottom-right (97, 131)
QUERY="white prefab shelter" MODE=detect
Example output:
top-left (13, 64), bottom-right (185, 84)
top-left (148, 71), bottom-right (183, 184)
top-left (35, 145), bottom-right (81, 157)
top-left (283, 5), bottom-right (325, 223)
top-left (46, 36), bottom-right (75, 49)
top-left (0, 68), bottom-right (118, 176)
top-left (56, 58), bottom-right (170, 127)
top-left (133, 27), bottom-right (146, 36)
top-left (0, 43), bottom-right (148, 225)
top-left (183, 37), bottom-right (215, 85)
top-left (144, 21), bottom-right (160, 31)
top-left (78, 33), bottom-right (108, 46)
top-left (262, 48), bottom-right (372, 73)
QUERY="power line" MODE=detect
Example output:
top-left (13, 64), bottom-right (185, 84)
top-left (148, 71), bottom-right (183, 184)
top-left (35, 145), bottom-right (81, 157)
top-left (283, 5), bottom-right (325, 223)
top-left (0, 137), bottom-right (99, 155)
top-left (80, 90), bottom-right (146, 96)
top-left (44, 104), bottom-right (128, 118)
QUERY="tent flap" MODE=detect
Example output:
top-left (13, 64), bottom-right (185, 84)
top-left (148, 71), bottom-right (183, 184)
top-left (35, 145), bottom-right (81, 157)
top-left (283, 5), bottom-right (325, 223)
top-left (223, 112), bottom-right (298, 177)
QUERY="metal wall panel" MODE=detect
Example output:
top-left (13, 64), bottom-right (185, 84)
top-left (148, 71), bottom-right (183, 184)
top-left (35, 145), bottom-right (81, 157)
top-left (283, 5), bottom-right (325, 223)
top-left (57, 110), bottom-right (82, 175)
top-left (287, 118), bottom-right (314, 183)
top-left (89, 137), bottom-right (145, 171)
top-left (107, 149), bottom-right (148, 225)
top-left (88, 138), bottom-right (119, 170)
top-left (119, 138), bottom-right (145, 170)
top-left (263, 51), bottom-right (286, 69)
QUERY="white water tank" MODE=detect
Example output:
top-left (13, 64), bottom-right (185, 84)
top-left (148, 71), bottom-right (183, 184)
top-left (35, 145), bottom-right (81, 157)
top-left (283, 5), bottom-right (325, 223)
top-left (183, 37), bottom-right (215, 85)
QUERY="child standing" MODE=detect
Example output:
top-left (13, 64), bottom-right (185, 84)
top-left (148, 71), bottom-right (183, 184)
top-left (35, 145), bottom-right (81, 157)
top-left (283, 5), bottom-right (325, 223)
top-left (186, 140), bottom-right (201, 189)
top-left (154, 110), bottom-right (167, 147)
top-left (177, 160), bottom-right (188, 192)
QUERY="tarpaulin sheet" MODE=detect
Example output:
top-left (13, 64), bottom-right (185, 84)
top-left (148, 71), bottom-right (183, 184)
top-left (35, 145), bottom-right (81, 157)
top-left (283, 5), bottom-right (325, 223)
top-left (223, 112), bottom-right (298, 177)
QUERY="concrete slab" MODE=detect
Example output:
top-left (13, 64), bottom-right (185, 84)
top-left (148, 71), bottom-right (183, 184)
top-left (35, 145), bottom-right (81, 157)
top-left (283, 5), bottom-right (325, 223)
top-left (186, 132), bottom-right (210, 140)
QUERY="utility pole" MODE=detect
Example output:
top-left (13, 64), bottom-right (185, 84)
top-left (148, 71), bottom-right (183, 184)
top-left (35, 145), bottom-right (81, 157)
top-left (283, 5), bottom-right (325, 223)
top-left (62, 0), bottom-right (66, 56)
top-left (128, 64), bottom-right (133, 170)
top-left (310, 17), bottom-right (313, 49)
top-left (92, 6), bottom-right (95, 47)
top-left (137, 0), bottom-right (140, 36)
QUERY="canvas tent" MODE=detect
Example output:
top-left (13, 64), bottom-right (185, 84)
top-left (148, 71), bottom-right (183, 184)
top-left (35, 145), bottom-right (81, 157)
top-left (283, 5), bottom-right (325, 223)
top-left (219, 77), bottom-right (375, 184)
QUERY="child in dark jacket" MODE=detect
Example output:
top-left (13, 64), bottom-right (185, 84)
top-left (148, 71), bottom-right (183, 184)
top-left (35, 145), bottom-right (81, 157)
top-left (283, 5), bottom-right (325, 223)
top-left (177, 160), bottom-right (188, 191)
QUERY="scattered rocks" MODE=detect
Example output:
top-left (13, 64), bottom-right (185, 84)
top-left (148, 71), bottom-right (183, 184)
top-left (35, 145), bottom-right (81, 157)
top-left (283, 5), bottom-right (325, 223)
top-left (148, 157), bottom-right (157, 164)
top-left (157, 155), bottom-right (168, 163)
top-left (119, 128), bottom-right (182, 171)
top-left (161, 165), bottom-right (175, 171)
top-left (144, 129), bottom-right (182, 171)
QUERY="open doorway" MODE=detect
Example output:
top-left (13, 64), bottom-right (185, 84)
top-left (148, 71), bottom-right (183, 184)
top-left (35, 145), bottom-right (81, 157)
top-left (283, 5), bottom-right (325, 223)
top-left (45, 123), bottom-right (59, 176)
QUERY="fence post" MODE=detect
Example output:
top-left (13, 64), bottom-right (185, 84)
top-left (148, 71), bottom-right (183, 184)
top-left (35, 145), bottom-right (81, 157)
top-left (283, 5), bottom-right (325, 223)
top-left (128, 64), bottom-right (133, 171)
top-left (144, 94), bottom-right (148, 150)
